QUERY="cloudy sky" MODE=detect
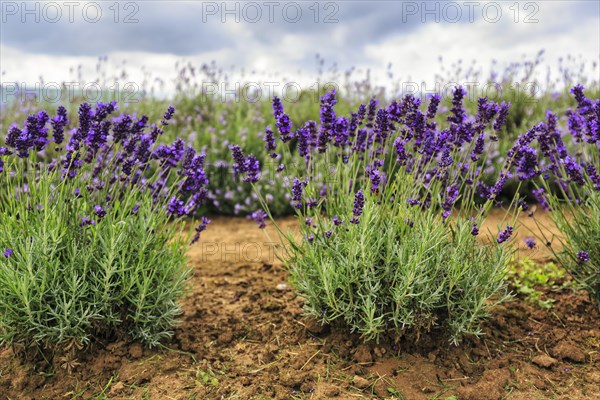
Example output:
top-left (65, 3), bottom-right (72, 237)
top-left (1, 0), bottom-right (599, 98)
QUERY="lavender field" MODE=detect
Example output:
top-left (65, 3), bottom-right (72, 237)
top-left (0, 2), bottom-right (599, 399)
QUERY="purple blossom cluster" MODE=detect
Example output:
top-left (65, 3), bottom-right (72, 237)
top-left (497, 226), bottom-right (514, 244)
top-left (1, 102), bottom-right (211, 242)
top-left (248, 209), bottom-right (268, 229)
top-left (272, 96), bottom-right (293, 143)
top-left (227, 85), bottom-right (531, 237)
top-left (508, 85), bottom-right (599, 201)
top-left (228, 144), bottom-right (261, 183)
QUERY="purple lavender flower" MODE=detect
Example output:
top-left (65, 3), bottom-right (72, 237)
top-left (325, 231), bottom-right (332, 238)
top-left (191, 216), bottom-right (211, 244)
top-left (272, 96), bottom-right (292, 142)
top-left (350, 190), bottom-right (365, 224)
top-left (135, 134), bottom-right (154, 164)
top-left (132, 204), bottom-right (140, 214)
top-left (577, 251), bottom-right (590, 263)
top-left (442, 184), bottom-right (459, 219)
top-left (79, 216), bottom-right (96, 227)
top-left (367, 164), bottom-right (383, 193)
top-left (524, 237), bottom-right (536, 249)
top-left (373, 109), bottom-right (390, 145)
top-left (248, 210), bottom-right (268, 229)
top-left (562, 156), bottom-right (585, 186)
top-left (32, 110), bottom-right (50, 151)
top-left (571, 84), bottom-right (592, 110)
top-left (333, 215), bottom-right (343, 226)
top-left (447, 86), bottom-right (467, 125)
top-left (3, 248), bottom-right (13, 258)
top-left (476, 98), bottom-right (500, 125)
top-left (161, 106), bottom-right (176, 125)
top-left (394, 138), bottom-right (408, 166)
top-left (439, 146), bottom-right (454, 168)
top-left (497, 226), bottom-right (514, 244)
top-left (296, 125), bottom-right (311, 159)
top-left (426, 94), bottom-right (441, 120)
top-left (334, 116), bottom-right (350, 146)
top-left (470, 133), bottom-right (485, 162)
top-left (51, 105), bottom-right (68, 145)
top-left (471, 222), bottom-right (479, 236)
top-left (229, 144), bottom-right (246, 174)
top-left (516, 147), bottom-right (539, 180)
top-left (291, 177), bottom-right (307, 208)
top-left (366, 98), bottom-right (378, 128)
top-left (93, 205), bottom-right (106, 219)
top-left (519, 199), bottom-right (529, 211)
top-left (112, 114), bottom-right (133, 143)
top-left (493, 101), bottom-right (511, 131)
top-left (318, 91), bottom-right (338, 152)
top-left (167, 196), bottom-right (186, 217)
top-left (242, 155), bottom-right (260, 183)
top-left (263, 126), bottom-right (277, 157)
top-left (585, 163), bottom-right (600, 191)
top-left (5, 111), bottom-right (50, 157)
top-left (532, 188), bottom-right (551, 211)
top-left (490, 173), bottom-right (507, 198)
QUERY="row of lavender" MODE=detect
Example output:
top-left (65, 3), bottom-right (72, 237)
top-left (2, 55), bottom-right (598, 218)
top-left (0, 83), bottom-right (597, 360)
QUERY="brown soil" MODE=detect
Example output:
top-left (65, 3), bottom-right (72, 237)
top-left (1, 211), bottom-right (598, 400)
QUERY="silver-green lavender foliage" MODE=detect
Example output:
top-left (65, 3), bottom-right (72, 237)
top-left (0, 103), bottom-right (209, 354)
top-left (238, 89), bottom-right (521, 344)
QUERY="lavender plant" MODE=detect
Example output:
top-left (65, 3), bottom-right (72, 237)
top-left (234, 88), bottom-right (523, 344)
top-left (517, 85), bottom-right (599, 307)
top-left (0, 102), bottom-right (210, 359)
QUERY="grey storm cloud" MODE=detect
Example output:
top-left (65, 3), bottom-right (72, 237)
top-left (0, 0), bottom-right (598, 57)
top-left (0, 0), bottom-right (495, 56)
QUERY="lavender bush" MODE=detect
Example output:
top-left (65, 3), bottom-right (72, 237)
top-left (0, 102), bottom-right (210, 359)
top-left (517, 85), bottom-right (599, 307)
top-left (235, 88), bottom-right (524, 344)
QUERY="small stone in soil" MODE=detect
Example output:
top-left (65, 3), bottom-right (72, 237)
top-left (218, 331), bottom-right (234, 344)
top-left (532, 354), bottom-right (558, 369)
top-left (276, 283), bottom-right (289, 291)
top-left (352, 375), bottom-right (370, 389)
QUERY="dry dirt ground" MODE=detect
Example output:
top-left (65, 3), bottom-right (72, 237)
top-left (1, 210), bottom-right (599, 400)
